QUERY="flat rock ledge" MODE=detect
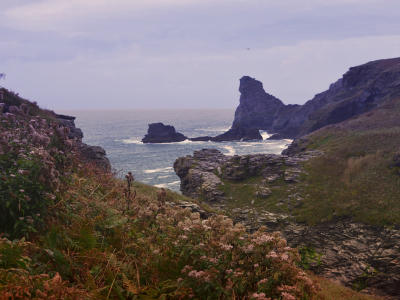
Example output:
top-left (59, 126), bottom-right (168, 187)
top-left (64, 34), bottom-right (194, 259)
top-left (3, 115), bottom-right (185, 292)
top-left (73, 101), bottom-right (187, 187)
top-left (173, 148), bottom-right (321, 202)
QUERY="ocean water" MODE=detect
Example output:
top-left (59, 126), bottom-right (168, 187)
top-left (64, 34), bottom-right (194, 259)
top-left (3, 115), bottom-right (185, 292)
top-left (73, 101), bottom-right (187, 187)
top-left (62, 110), bottom-right (291, 192)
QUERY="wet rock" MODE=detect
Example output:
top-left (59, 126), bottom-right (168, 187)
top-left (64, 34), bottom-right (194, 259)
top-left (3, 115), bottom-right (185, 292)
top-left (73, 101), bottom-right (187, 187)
top-left (142, 122), bottom-right (187, 143)
top-left (212, 126), bottom-right (262, 141)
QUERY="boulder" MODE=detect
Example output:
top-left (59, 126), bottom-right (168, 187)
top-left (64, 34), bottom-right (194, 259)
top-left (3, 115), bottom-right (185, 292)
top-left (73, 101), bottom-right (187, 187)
top-left (78, 143), bottom-right (111, 171)
top-left (142, 122), bottom-right (187, 143)
top-left (255, 186), bottom-right (272, 198)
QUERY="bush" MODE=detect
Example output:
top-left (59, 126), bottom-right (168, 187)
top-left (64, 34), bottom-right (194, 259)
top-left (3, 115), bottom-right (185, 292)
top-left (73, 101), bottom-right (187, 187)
top-left (0, 102), bottom-right (75, 238)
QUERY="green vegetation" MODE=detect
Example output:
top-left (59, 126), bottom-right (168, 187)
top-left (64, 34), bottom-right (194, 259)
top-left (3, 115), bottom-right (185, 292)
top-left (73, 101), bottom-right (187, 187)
top-left (0, 89), bottom-right (389, 299)
top-left (292, 99), bottom-right (400, 225)
top-left (310, 274), bottom-right (382, 300)
top-left (219, 176), bottom-right (292, 215)
top-left (215, 98), bottom-right (400, 226)
top-left (0, 92), bottom-right (322, 299)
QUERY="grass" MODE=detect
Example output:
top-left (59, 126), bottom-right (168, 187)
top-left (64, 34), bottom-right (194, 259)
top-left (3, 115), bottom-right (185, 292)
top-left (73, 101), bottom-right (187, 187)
top-left (293, 126), bottom-right (400, 225)
top-left (312, 275), bottom-right (383, 300)
top-left (219, 176), bottom-right (292, 215)
top-left (213, 98), bottom-right (400, 226)
top-left (1, 167), bottom-right (320, 299)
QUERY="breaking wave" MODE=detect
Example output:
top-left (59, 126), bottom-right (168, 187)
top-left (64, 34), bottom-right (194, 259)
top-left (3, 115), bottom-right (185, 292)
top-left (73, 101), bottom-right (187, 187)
top-left (121, 138), bottom-right (143, 144)
top-left (155, 180), bottom-right (181, 188)
top-left (222, 145), bottom-right (236, 156)
top-left (144, 167), bottom-right (173, 174)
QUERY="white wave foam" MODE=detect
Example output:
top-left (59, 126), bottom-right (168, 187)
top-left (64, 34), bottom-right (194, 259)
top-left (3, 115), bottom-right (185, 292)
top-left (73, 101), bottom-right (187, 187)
top-left (154, 183), bottom-right (168, 188)
top-left (155, 180), bottom-right (181, 188)
top-left (169, 180), bottom-right (181, 185)
top-left (259, 130), bottom-right (271, 140)
top-left (144, 167), bottom-right (173, 174)
top-left (121, 138), bottom-right (143, 144)
top-left (222, 145), bottom-right (236, 156)
top-left (158, 175), bottom-right (171, 179)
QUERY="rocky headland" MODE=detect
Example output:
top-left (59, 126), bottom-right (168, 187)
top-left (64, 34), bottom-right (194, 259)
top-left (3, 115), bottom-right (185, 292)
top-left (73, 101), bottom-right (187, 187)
top-left (215, 57), bottom-right (400, 141)
top-left (56, 113), bottom-right (111, 170)
top-left (0, 88), bottom-right (110, 171)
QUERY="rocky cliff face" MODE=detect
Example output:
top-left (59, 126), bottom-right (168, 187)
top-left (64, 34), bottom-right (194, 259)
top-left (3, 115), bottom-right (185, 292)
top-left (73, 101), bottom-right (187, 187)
top-left (55, 114), bottom-right (111, 171)
top-left (142, 122), bottom-right (187, 143)
top-left (0, 88), bottom-right (111, 171)
top-left (216, 57), bottom-right (400, 140)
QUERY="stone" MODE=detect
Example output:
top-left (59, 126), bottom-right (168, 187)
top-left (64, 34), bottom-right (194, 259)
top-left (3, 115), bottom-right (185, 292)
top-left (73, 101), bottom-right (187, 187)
top-left (255, 186), bottom-right (272, 198)
top-left (142, 122), bottom-right (187, 143)
top-left (78, 143), bottom-right (111, 171)
top-left (56, 114), bottom-right (84, 140)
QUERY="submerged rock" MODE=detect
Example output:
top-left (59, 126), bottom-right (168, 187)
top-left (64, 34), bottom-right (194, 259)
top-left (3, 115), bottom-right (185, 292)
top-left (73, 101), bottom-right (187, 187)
top-left (142, 122), bottom-right (187, 143)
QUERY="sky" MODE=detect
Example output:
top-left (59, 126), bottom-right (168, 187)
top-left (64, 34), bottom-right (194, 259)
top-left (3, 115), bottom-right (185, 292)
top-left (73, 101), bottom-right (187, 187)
top-left (1, 0), bottom-right (400, 110)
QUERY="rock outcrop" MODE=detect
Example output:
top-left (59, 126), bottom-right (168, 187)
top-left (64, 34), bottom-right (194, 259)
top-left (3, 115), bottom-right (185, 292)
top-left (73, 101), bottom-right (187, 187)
top-left (55, 114), bottom-right (83, 140)
top-left (142, 122), bottom-right (187, 143)
top-left (78, 143), bottom-right (111, 171)
top-left (216, 57), bottom-right (400, 140)
top-left (174, 148), bottom-right (400, 297)
top-left (211, 126), bottom-right (262, 141)
top-left (174, 149), bottom-right (228, 201)
top-left (238, 210), bottom-right (400, 297)
top-left (55, 113), bottom-right (111, 171)
top-left (0, 88), bottom-right (111, 171)
top-left (174, 149), bottom-right (320, 202)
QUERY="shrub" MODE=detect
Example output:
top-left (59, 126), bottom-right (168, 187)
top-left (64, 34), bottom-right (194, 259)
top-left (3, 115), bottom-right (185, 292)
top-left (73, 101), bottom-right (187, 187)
top-left (0, 102), bottom-right (75, 238)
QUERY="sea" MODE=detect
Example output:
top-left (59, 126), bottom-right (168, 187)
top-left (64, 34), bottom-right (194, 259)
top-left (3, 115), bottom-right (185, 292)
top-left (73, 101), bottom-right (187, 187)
top-left (62, 110), bottom-right (291, 192)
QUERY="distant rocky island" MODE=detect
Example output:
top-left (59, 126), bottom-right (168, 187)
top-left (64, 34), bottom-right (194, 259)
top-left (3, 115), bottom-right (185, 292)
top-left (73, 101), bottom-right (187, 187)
top-left (142, 122), bottom-right (263, 143)
top-left (142, 122), bottom-right (188, 143)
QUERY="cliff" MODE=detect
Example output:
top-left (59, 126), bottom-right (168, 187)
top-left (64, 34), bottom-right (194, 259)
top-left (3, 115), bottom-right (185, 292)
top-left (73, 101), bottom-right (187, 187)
top-left (174, 92), bottom-right (400, 297)
top-left (0, 88), bottom-right (110, 171)
top-left (216, 57), bottom-right (400, 140)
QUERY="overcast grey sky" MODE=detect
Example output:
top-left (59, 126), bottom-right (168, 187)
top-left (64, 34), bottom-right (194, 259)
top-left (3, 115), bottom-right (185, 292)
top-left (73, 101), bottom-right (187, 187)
top-left (1, 0), bottom-right (400, 109)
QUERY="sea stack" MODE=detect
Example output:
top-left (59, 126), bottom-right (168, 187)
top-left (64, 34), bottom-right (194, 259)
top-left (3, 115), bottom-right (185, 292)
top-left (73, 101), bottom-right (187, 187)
top-left (142, 122), bottom-right (188, 143)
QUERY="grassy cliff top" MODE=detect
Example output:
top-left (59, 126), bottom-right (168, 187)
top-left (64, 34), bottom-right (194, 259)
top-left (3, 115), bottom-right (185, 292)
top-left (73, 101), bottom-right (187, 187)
top-left (290, 98), bottom-right (400, 225)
